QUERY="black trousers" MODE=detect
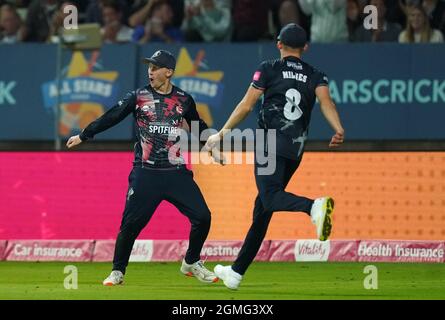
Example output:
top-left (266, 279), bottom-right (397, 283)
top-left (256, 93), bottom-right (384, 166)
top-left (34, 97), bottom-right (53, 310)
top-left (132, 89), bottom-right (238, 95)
top-left (232, 155), bottom-right (314, 275)
top-left (112, 166), bottom-right (211, 274)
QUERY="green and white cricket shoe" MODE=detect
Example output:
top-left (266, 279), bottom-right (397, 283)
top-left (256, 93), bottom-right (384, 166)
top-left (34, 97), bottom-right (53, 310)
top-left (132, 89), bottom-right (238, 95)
top-left (180, 259), bottom-right (219, 283)
top-left (310, 197), bottom-right (334, 241)
top-left (214, 265), bottom-right (242, 290)
top-left (103, 270), bottom-right (124, 286)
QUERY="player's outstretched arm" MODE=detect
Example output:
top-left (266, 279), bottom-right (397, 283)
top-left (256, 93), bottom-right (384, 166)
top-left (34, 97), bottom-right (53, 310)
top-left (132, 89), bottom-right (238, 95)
top-left (65, 92), bottom-right (136, 150)
top-left (205, 85), bottom-right (263, 149)
top-left (315, 85), bottom-right (345, 148)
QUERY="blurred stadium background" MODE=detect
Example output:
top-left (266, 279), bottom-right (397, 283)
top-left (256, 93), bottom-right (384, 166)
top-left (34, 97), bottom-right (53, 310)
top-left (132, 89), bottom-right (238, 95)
top-left (0, 0), bottom-right (445, 299)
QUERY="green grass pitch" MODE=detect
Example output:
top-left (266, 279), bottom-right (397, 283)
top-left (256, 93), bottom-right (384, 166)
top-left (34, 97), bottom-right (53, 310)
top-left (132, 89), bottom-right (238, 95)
top-left (0, 261), bottom-right (444, 300)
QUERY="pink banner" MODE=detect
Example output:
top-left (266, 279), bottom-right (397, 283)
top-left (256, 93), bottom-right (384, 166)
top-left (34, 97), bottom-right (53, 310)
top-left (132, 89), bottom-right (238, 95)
top-left (329, 240), bottom-right (359, 262)
top-left (267, 241), bottom-right (295, 261)
top-left (0, 152), bottom-right (190, 240)
top-left (180, 240), bottom-right (271, 261)
top-left (93, 240), bottom-right (180, 262)
top-left (5, 240), bottom-right (94, 261)
top-left (92, 240), bottom-right (115, 262)
top-left (151, 240), bottom-right (181, 261)
top-left (0, 240), bottom-right (7, 260)
top-left (3, 239), bottom-right (445, 263)
top-left (269, 240), bottom-right (360, 262)
top-left (357, 240), bottom-right (445, 263)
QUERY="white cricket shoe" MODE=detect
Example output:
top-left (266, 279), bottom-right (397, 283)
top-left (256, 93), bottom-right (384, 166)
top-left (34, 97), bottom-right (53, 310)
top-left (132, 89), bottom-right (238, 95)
top-left (214, 265), bottom-right (242, 290)
top-left (180, 259), bottom-right (219, 283)
top-left (310, 197), bottom-right (334, 241)
top-left (103, 270), bottom-right (124, 286)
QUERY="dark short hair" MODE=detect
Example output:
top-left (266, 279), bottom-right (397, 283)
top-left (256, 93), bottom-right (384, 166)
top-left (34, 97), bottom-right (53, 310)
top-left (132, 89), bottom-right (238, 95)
top-left (102, 0), bottom-right (124, 13)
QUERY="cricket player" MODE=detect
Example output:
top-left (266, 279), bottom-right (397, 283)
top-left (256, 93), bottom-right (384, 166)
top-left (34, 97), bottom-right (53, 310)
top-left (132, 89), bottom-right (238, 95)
top-left (205, 23), bottom-right (345, 290)
top-left (67, 50), bottom-right (223, 286)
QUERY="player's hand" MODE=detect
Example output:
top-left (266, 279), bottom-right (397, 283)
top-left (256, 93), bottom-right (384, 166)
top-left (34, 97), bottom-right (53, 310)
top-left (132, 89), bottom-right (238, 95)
top-left (66, 135), bottom-right (82, 149)
top-left (329, 130), bottom-right (344, 148)
top-left (209, 147), bottom-right (226, 166)
top-left (204, 132), bottom-right (222, 150)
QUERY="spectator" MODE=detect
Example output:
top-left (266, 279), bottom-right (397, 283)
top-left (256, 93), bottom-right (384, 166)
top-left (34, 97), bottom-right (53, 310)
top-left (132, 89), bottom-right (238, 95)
top-left (399, 4), bottom-right (444, 42)
top-left (0, 3), bottom-right (23, 44)
top-left (270, 0), bottom-right (310, 39)
top-left (133, 0), bottom-right (183, 43)
top-left (22, 0), bottom-right (58, 42)
top-left (232, 0), bottom-right (271, 41)
top-left (383, 0), bottom-right (406, 26)
top-left (71, 0), bottom-right (88, 21)
top-left (347, 0), bottom-right (362, 41)
top-left (101, 0), bottom-right (134, 43)
top-left (353, 0), bottom-right (402, 42)
top-left (278, 0), bottom-right (302, 29)
top-left (128, 0), bottom-right (184, 29)
top-left (182, 0), bottom-right (231, 42)
top-left (86, 0), bottom-right (129, 26)
top-left (298, 0), bottom-right (348, 42)
top-left (48, 1), bottom-right (76, 43)
top-left (5, 0), bottom-right (31, 22)
top-left (86, 0), bottom-right (105, 24)
top-left (422, 0), bottom-right (445, 35)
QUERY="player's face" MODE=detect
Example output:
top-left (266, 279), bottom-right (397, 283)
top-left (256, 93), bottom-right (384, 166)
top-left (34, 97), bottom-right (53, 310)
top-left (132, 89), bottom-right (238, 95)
top-left (148, 64), bottom-right (172, 89)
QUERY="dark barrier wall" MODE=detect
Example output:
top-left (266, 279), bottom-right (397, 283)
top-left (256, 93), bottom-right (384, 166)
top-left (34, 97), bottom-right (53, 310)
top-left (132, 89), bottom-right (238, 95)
top-left (0, 43), bottom-right (444, 140)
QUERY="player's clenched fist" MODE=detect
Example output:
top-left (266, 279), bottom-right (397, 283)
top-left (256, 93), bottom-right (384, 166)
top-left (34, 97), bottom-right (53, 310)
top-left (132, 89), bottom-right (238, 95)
top-left (205, 132), bottom-right (221, 150)
top-left (66, 135), bottom-right (82, 149)
top-left (329, 130), bottom-right (344, 148)
top-left (209, 147), bottom-right (226, 166)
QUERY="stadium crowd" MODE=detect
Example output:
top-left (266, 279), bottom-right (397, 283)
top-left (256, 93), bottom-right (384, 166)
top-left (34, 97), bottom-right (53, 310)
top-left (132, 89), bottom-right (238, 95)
top-left (0, 0), bottom-right (444, 44)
